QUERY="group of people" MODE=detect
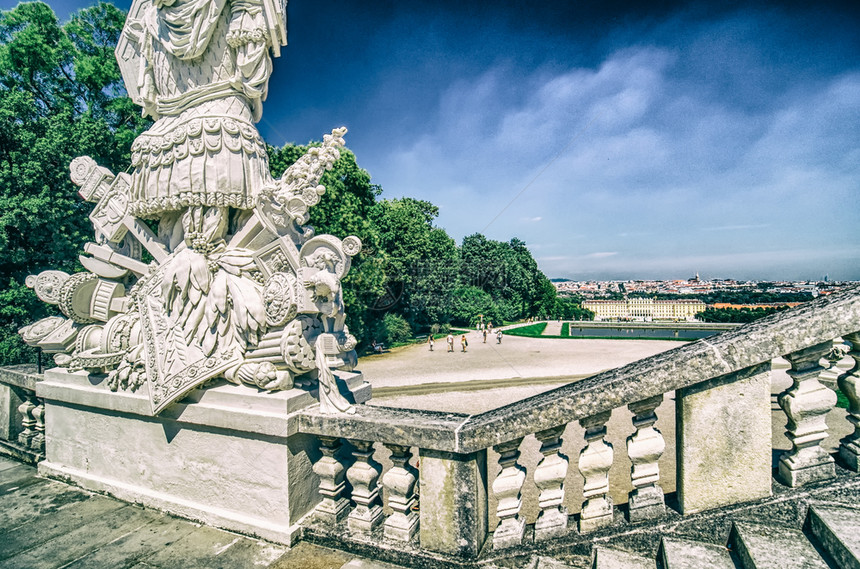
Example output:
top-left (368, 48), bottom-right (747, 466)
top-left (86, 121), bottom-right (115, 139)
top-left (427, 328), bottom-right (503, 353)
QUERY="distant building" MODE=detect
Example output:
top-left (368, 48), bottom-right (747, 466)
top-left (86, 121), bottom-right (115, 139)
top-left (583, 298), bottom-right (706, 321)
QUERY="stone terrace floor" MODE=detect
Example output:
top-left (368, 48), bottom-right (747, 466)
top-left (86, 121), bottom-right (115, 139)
top-left (0, 455), bottom-right (358, 569)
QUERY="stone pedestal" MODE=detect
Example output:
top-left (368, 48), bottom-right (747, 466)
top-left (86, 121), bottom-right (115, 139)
top-left (36, 367), bottom-right (370, 545)
top-left (419, 448), bottom-right (488, 558)
top-left (676, 363), bottom-right (772, 514)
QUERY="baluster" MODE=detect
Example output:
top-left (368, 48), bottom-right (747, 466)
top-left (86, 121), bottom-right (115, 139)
top-left (31, 399), bottom-right (45, 453)
top-left (777, 342), bottom-right (837, 487)
top-left (534, 426), bottom-right (569, 541)
top-left (578, 411), bottom-right (614, 532)
top-left (492, 437), bottom-right (526, 549)
top-left (838, 332), bottom-right (860, 471)
top-left (312, 436), bottom-right (351, 524)
top-left (627, 395), bottom-right (665, 521)
top-left (346, 440), bottom-right (383, 534)
top-left (16, 396), bottom-right (36, 448)
top-left (382, 444), bottom-right (419, 541)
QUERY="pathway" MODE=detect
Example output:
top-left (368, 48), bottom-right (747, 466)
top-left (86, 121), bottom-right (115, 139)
top-left (358, 332), bottom-right (676, 391)
top-left (541, 320), bottom-right (564, 336)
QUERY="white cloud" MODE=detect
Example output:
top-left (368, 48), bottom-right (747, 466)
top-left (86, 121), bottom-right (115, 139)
top-left (365, 27), bottom-right (860, 280)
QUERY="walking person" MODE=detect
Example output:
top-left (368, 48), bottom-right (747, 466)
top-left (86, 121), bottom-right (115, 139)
top-left (428, 335), bottom-right (434, 351)
top-left (446, 333), bottom-right (454, 352)
top-left (482, 328), bottom-right (488, 343)
top-left (461, 334), bottom-right (468, 352)
top-left (496, 329), bottom-right (503, 344)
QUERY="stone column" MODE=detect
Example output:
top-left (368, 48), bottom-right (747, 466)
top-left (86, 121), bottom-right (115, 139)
top-left (312, 436), bottom-right (350, 524)
top-left (819, 341), bottom-right (849, 389)
top-left (30, 399), bottom-right (45, 453)
top-left (677, 363), bottom-right (772, 513)
top-left (778, 342), bottom-right (837, 487)
top-left (578, 411), bottom-right (614, 532)
top-left (492, 437), bottom-right (526, 549)
top-left (626, 395), bottom-right (665, 522)
top-left (382, 444), bottom-right (419, 542)
top-left (418, 448), bottom-right (488, 558)
top-left (534, 425), bottom-right (569, 541)
top-left (346, 439), bottom-right (383, 534)
top-left (838, 332), bottom-right (860, 471)
top-left (16, 396), bottom-right (36, 448)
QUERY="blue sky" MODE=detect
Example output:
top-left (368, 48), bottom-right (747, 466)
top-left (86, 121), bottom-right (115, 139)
top-left (6, 0), bottom-right (860, 280)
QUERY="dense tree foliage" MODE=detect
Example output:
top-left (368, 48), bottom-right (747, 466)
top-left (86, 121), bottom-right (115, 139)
top-left (627, 290), bottom-right (814, 304)
top-left (0, 2), bottom-right (578, 363)
top-left (0, 1), bottom-right (148, 365)
top-left (696, 306), bottom-right (789, 323)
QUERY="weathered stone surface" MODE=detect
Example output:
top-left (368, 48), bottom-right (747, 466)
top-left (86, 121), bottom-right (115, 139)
top-left (340, 560), bottom-right (404, 569)
top-left (676, 363), bottom-right (772, 514)
top-left (626, 395), bottom-right (665, 522)
top-left (660, 538), bottom-right (735, 569)
top-left (731, 522), bottom-right (829, 569)
top-left (0, 494), bottom-right (127, 561)
top-left (36, 368), bottom-right (321, 545)
top-left (381, 443), bottom-right (419, 542)
top-left (0, 366), bottom-right (38, 450)
top-left (62, 515), bottom-right (199, 569)
top-left (138, 525), bottom-right (288, 569)
top-left (418, 449), bottom-right (488, 557)
top-left (593, 547), bottom-right (656, 569)
top-left (807, 505), bottom-right (860, 569)
top-left (777, 342), bottom-right (837, 487)
top-left (2, 504), bottom-right (158, 569)
top-left (533, 425), bottom-right (569, 541)
top-left (492, 437), bottom-right (526, 548)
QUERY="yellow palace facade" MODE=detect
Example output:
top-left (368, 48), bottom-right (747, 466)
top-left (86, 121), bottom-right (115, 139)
top-left (582, 298), bottom-right (706, 321)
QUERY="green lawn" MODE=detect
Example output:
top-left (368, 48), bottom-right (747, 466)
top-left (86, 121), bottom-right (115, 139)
top-left (504, 323), bottom-right (548, 337)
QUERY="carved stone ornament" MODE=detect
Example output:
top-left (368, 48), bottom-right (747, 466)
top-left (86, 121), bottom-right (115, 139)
top-left (21, 0), bottom-right (364, 415)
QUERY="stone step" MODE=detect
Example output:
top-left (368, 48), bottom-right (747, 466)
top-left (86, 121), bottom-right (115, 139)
top-left (536, 557), bottom-right (587, 569)
top-left (659, 537), bottom-right (735, 569)
top-left (807, 504), bottom-right (860, 569)
top-left (341, 559), bottom-right (405, 569)
top-left (592, 546), bottom-right (655, 569)
top-left (730, 522), bottom-right (828, 569)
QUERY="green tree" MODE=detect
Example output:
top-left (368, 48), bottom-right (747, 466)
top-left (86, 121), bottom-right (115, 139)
top-left (450, 286), bottom-right (499, 327)
top-left (696, 306), bottom-right (787, 323)
top-left (369, 197), bottom-right (458, 329)
top-left (0, 1), bottom-right (148, 365)
top-left (459, 233), bottom-right (557, 321)
top-left (370, 312), bottom-right (412, 346)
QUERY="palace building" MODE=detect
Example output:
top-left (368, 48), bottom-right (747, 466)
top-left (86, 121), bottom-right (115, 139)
top-left (582, 298), bottom-right (706, 321)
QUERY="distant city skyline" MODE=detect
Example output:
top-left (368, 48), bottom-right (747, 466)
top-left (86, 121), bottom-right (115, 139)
top-left (4, 0), bottom-right (859, 280)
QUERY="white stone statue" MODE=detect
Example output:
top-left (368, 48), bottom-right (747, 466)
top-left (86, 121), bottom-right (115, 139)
top-left (19, 0), bottom-right (362, 415)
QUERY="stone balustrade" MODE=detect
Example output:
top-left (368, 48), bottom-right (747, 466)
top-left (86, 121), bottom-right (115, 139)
top-left (0, 364), bottom-right (45, 464)
top-left (297, 285), bottom-right (860, 561)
